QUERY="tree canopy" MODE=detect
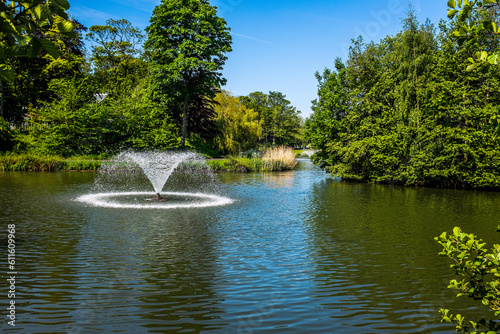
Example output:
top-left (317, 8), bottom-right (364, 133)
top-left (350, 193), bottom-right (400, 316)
top-left (145, 0), bottom-right (232, 148)
top-left (305, 8), bottom-right (500, 189)
top-left (241, 91), bottom-right (303, 147)
top-left (213, 91), bottom-right (262, 155)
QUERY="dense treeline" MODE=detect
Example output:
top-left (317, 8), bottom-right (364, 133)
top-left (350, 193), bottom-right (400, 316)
top-left (306, 6), bottom-right (500, 189)
top-left (0, 0), bottom-right (304, 158)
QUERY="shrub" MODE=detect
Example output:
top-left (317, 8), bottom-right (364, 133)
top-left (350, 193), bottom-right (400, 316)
top-left (435, 227), bottom-right (500, 333)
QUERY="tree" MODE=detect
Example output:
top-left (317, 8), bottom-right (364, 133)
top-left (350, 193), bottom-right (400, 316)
top-left (213, 91), bottom-right (262, 155)
top-left (305, 7), bottom-right (500, 188)
top-left (306, 58), bottom-right (349, 163)
top-left (86, 18), bottom-right (146, 95)
top-left (145, 0), bottom-right (232, 148)
top-left (241, 91), bottom-right (303, 147)
top-left (0, 0), bottom-right (75, 117)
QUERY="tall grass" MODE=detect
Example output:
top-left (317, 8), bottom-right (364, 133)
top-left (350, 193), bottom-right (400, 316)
top-left (0, 153), bottom-right (64, 171)
top-left (261, 146), bottom-right (297, 171)
top-left (0, 153), bottom-right (102, 171)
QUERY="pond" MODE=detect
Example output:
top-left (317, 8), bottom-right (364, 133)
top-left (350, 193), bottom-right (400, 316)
top-left (0, 160), bottom-right (499, 333)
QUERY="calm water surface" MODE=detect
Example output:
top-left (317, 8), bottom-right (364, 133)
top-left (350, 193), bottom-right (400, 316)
top-left (1, 160), bottom-right (499, 333)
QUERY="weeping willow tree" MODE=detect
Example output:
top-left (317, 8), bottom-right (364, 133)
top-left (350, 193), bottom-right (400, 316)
top-left (213, 91), bottom-right (262, 155)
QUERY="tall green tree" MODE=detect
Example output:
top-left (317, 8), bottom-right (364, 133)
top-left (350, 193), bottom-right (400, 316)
top-left (213, 90), bottom-right (262, 155)
top-left (241, 91), bottom-right (303, 147)
top-left (145, 0), bottom-right (232, 148)
top-left (86, 18), bottom-right (146, 95)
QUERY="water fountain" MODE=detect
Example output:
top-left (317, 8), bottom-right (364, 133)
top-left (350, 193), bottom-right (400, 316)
top-left (76, 151), bottom-right (234, 209)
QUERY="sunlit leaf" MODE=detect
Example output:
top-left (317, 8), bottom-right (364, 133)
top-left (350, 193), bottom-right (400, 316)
top-left (448, 9), bottom-right (459, 19)
top-left (38, 38), bottom-right (59, 59)
top-left (0, 64), bottom-right (16, 82)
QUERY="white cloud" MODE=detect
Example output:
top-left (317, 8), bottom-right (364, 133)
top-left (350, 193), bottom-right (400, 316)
top-left (231, 32), bottom-right (273, 45)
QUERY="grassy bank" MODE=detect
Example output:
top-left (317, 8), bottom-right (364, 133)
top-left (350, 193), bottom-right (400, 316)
top-left (1, 147), bottom-right (297, 172)
top-left (0, 154), bottom-right (102, 171)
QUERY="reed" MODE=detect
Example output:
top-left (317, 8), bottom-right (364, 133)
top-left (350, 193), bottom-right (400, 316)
top-left (261, 146), bottom-right (297, 171)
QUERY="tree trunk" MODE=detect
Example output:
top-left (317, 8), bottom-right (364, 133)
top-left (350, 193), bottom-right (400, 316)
top-left (180, 95), bottom-right (189, 148)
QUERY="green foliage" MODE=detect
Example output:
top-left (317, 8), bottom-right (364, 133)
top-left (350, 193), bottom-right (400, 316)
top-left (2, 17), bottom-right (86, 123)
top-left (145, 0), bottom-right (232, 147)
top-left (27, 77), bottom-right (112, 156)
top-left (0, 153), bottom-right (103, 171)
top-left (0, 152), bottom-right (63, 171)
top-left (0, 116), bottom-right (14, 151)
top-left (447, 0), bottom-right (500, 71)
top-left (436, 227), bottom-right (500, 333)
top-left (207, 147), bottom-right (296, 172)
top-left (62, 159), bottom-right (101, 171)
top-left (214, 91), bottom-right (262, 155)
top-left (23, 76), bottom-right (180, 156)
top-left (207, 158), bottom-right (253, 172)
top-left (305, 9), bottom-right (500, 189)
top-left (109, 77), bottom-right (179, 151)
top-left (0, 0), bottom-right (75, 83)
top-left (240, 91), bottom-right (303, 147)
top-left (86, 18), bottom-right (146, 96)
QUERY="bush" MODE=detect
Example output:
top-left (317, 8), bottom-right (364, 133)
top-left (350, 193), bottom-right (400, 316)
top-left (435, 227), bottom-right (500, 333)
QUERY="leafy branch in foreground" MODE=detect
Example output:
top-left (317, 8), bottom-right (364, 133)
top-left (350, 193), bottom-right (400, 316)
top-left (435, 226), bottom-right (500, 333)
top-left (0, 0), bottom-right (75, 82)
top-left (447, 0), bottom-right (500, 70)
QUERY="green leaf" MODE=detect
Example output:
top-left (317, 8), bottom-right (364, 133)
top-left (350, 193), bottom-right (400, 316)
top-left (51, 0), bottom-right (71, 10)
top-left (38, 38), bottom-right (59, 59)
top-left (448, 0), bottom-right (457, 8)
top-left (27, 38), bottom-right (42, 57)
top-left (4, 46), bottom-right (25, 57)
top-left (33, 5), bottom-right (42, 20)
top-left (0, 64), bottom-right (16, 82)
top-left (487, 53), bottom-right (500, 65)
top-left (56, 21), bottom-right (74, 36)
top-left (448, 9), bottom-right (459, 19)
top-left (14, 34), bottom-right (31, 46)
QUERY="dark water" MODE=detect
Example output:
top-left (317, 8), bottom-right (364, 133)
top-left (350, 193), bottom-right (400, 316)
top-left (1, 160), bottom-right (499, 333)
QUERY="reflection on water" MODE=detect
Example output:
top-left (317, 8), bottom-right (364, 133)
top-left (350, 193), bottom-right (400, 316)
top-left (1, 162), bottom-right (499, 333)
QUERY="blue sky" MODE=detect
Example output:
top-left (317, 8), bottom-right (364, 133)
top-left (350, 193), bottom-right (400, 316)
top-left (68, 0), bottom-right (448, 118)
